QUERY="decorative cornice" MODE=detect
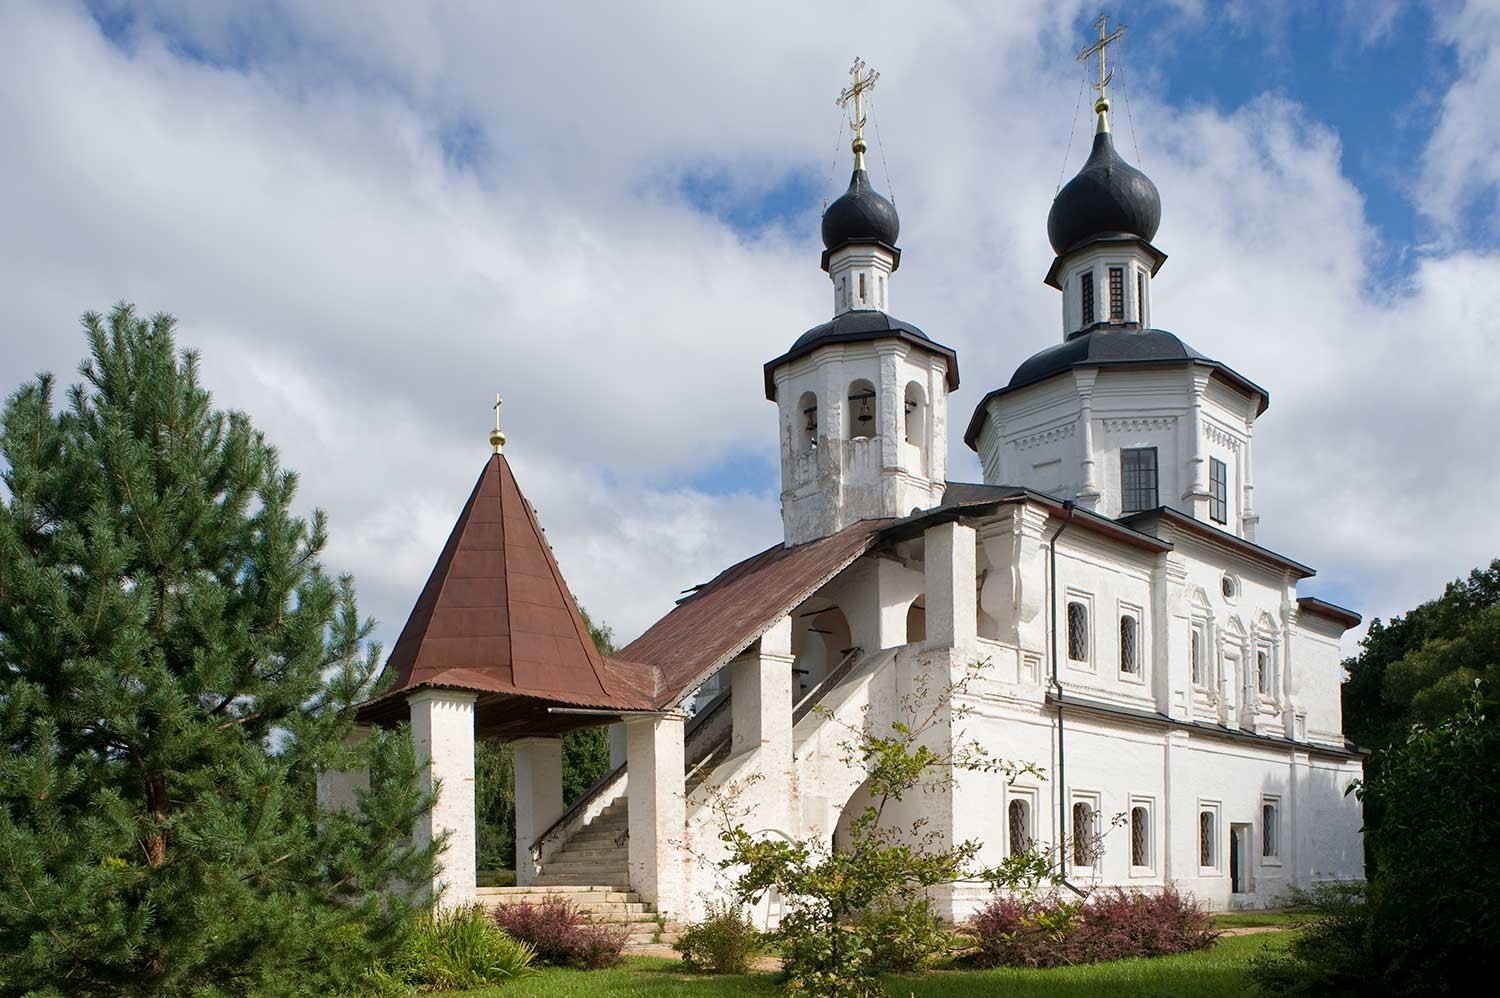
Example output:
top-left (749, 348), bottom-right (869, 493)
top-left (1012, 423), bottom-right (1076, 451)
top-left (1103, 416), bottom-right (1176, 434)
top-left (1204, 422), bottom-right (1243, 451)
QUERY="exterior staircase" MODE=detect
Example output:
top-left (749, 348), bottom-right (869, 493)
top-left (478, 798), bottom-right (679, 949)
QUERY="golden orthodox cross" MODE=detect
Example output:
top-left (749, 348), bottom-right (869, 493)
top-left (489, 393), bottom-right (507, 453)
top-left (1078, 13), bottom-right (1127, 103)
top-left (836, 58), bottom-right (879, 149)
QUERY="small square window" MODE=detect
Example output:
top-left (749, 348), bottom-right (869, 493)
top-left (1121, 447), bottom-right (1159, 513)
top-left (1209, 458), bottom-right (1228, 524)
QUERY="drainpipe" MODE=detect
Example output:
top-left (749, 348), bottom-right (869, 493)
top-left (1048, 499), bottom-right (1087, 897)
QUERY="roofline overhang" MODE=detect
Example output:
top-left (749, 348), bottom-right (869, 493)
top-left (880, 489), bottom-right (1173, 555)
top-left (1044, 233), bottom-right (1167, 289)
top-left (1118, 506), bottom-right (1316, 579)
top-left (962, 356), bottom-right (1270, 451)
top-left (1296, 595), bottom-right (1363, 631)
top-left (765, 328), bottom-right (960, 401)
top-left (820, 238), bottom-right (902, 273)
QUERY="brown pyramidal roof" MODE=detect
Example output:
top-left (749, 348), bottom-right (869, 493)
top-left (357, 454), bottom-right (654, 730)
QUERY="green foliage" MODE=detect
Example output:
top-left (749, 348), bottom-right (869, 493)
top-left (1254, 689), bottom-right (1499, 995)
top-left (1341, 559), bottom-right (1500, 749)
top-left (673, 901), bottom-right (766, 975)
top-left (859, 898), bottom-right (952, 974)
top-left (364, 904), bottom-right (535, 994)
top-left (707, 663), bottom-right (1064, 997)
top-left (0, 306), bottom-right (436, 996)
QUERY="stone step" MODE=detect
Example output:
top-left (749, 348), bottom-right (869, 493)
top-left (539, 861), bottom-right (629, 874)
top-left (551, 847), bottom-right (627, 863)
top-left (477, 887), bottom-right (640, 903)
top-left (478, 896), bottom-right (648, 914)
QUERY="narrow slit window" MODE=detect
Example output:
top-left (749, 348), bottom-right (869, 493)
top-left (1137, 272), bottom-right (1146, 323)
top-left (858, 272), bottom-right (866, 302)
top-left (1257, 648), bottom-right (1272, 696)
top-left (1191, 628), bottom-right (1205, 686)
top-left (1067, 601), bottom-right (1089, 662)
top-left (1081, 272), bottom-right (1095, 325)
top-left (1008, 799), bottom-right (1032, 856)
top-left (1199, 810), bottom-right (1216, 866)
top-left (1121, 447), bottom-right (1159, 512)
top-left (1072, 801), bottom-right (1096, 866)
top-left (1130, 806), bottom-right (1150, 867)
top-left (1120, 615), bottom-right (1139, 675)
top-left (1209, 458), bottom-right (1228, 524)
top-left (1262, 801), bottom-right (1279, 858)
top-left (1109, 266), bottom-right (1124, 320)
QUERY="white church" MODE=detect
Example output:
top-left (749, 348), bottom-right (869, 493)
top-left (325, 45), bottom-right (1367, 934)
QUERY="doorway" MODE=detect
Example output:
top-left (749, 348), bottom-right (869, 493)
top-left (1230, 822), bottom-right (1252, 895)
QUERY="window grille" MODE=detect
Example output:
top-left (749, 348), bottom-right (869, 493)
top-left (1137, 272), bottom-right (1146, 323)
top-left (1262, 802), bottom-right (1278, 858)
top-left (1257, 649), bottom-right (1272, 696)
top-left (1120, 615), bottom-right (1139, 674)
top-left (1209, 458), bottom-right (1228, 524)
top-left (1067, 601), bottom-right (1089, 661)
top-left (1072, 801), bottom-right (1096, 866)
top-left (1130, 806), bottom-right (1149, 866)
top-left (1109, 267), bottom-right (1125, 320)
top-left (1081, 272), bottom-right (1095, 325)
top-left (1008, 799), bottom-right (1031, 856)
top-left (1121, 447), bottom-right (1159, 512)
top-left (1199, 810), bottom-right (1215, 866)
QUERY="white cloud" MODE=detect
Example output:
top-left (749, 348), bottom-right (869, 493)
top-left (2, 0), bottom-right (1497, 656)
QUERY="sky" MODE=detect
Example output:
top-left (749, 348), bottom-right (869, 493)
top-left (1, 0), bottom-right (1497, 658)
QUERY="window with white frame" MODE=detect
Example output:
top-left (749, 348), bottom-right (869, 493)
top-left (1007, 794), bottom-right (1035, 857)
top-left (1119, 610), bottom-right (1141, 677)
top-left (1262, 797), bottom-right (1280, 862)
top-left (1129, 799), bottom-right (1154, 873)
top-left (1071, 795), bottom-right (1100, 868)
top-left (1190, 624), bottom-right (1207, 687)
top-left (1066, 597), bottom-right (1091, 664)
top-left (1199, 802), bottom-right (1220, 872)
top-left (1257, 645), bottom-right (1273, 697)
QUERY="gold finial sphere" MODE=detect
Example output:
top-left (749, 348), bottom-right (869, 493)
top-left (852, 137), bottom-right (868, 154)
top-left (490, 427), bottom-right (507, 454)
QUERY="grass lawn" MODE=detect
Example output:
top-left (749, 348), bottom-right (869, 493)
top-left (439, 932), bottom-right (1289, 997)
top-left (1211, 910), bottom-right (1311, 929)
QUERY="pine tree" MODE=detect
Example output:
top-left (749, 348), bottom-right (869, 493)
top-left (0, 306), bottom-right (436, 996)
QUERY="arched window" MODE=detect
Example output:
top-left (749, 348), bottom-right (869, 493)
top-left (846, 379), bottom-right (877, 440)
top-left (1119, 615), bottom-right (1139, 674)
top-left (1008, 799), bottom-right (1032, 856)
top-left (1190, 627), bottom-right (1205, 686)
top-left (903, 381), bottom-right (926, 446)
top-left (796, 392), bottom-right (818, 453)
top-left (1262, 801), bottom-right (1279, 858)
top-left (1130, 806), bottom-right (1150, 866)
top-left (1066, 601), bottom-right (1089, 662)
top-left (1071, 801), bottom-right (1096, 866)
top-left (1199, 810), bottom-right (1216, 867)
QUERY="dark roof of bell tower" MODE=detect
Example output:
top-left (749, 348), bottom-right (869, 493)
top-left (1047, 128), bottom-right (1161, 258)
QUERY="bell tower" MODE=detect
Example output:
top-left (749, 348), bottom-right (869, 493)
top-left (764, 61), bottom-right (959, 547)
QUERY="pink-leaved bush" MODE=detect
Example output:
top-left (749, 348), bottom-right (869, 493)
top-left (489, 896), bottom-right (629, 969)
top-left (967, 886), bottom-right (1219, 968)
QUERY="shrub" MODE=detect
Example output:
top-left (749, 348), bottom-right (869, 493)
top-left (490, 896), bottom-right (629, 969)
top-left (365, 904), bottom-right (534, 993)
top-left (967, 886), bottom-right (1217, 968)
top-left (674, 901), bottom-right (766, 974)
top-left (860, 898), bottom-right (952, 974)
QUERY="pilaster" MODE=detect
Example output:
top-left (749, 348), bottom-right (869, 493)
top-left (625, 713), bottom-right (687, 916)
top-left (924, 521), bottom-right (978, 651)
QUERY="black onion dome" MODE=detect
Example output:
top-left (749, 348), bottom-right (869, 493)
top-left (822, 168), bottom-right (900, 251)
top-left (1047, 130), bottom-right (1161, 256)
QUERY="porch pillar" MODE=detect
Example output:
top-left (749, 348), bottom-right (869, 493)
top-left (315, 725), bottom-right (370, 815)
top-left (607, 722), bottom-right (628, 770)
top-left (730, 615), bottom-right (794, 762)
top-left (924, 520), bottom-right (977, 651)
top-left (513, 736), bottom-right (565, 886)
top-left (625, 713), bottom-right (686, 916)
top-left (409, 689), bottom-right (478, 909)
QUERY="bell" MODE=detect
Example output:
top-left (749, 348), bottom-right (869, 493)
top-left (857, 396), bottom-right (873, 423)
top-left (804, 408), bottom-right (817, 433)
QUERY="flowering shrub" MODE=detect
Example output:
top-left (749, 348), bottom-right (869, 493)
top-left (967, 886), bottom-right (1218, 968)
top-left (490, 897), bottom-right (628, 969)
